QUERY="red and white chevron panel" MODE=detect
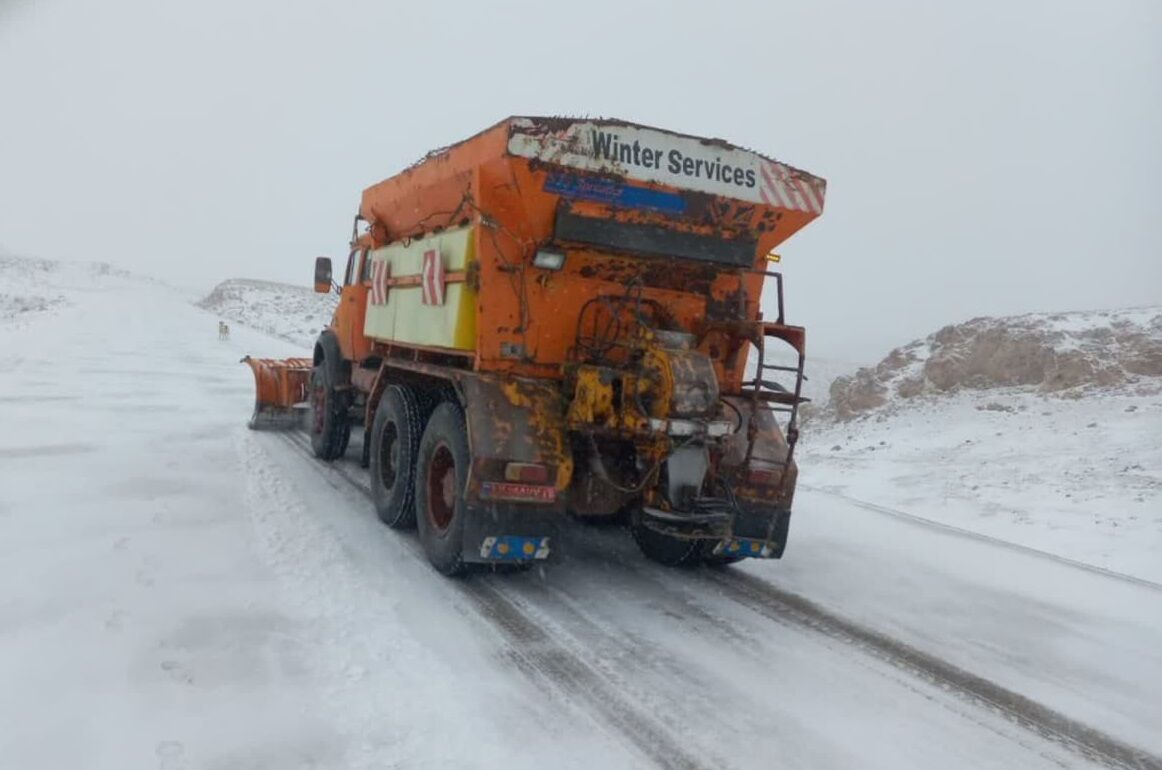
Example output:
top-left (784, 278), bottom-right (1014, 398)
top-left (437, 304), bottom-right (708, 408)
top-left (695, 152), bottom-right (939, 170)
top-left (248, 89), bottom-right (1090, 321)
top-left (421, 249), bottom-right (445, 306)
top-left (370, 259), bottom-right (391, 305)
top-left (759, 161), bottom-right (826, 215)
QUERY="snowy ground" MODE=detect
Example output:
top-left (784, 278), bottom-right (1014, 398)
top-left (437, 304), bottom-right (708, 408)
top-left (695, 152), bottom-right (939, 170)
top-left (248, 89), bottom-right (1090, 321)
top-left (0, 254), bottom-right (121, 324)
top-left (2, 262), bottom-right (1160, 769)
top-left (800, 388), bottom-right (1162, 582)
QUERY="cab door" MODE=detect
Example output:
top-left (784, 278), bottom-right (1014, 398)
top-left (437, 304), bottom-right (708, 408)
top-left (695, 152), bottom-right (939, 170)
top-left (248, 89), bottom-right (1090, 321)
top-left (334, 247), bottom-right (372, 362)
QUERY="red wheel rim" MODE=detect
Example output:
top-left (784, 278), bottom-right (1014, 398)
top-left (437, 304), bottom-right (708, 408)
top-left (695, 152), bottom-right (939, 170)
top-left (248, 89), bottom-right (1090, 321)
top-left (426, 443), bottom-right (456, 532)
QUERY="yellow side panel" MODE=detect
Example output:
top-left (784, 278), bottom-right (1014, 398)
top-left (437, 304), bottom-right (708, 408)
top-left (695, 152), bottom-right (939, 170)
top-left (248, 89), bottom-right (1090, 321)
top-left (363, 226), bottom-right (477, 350)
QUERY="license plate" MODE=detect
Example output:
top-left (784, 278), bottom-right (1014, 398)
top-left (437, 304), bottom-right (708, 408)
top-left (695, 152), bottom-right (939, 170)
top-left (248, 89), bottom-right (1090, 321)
top-left (480, 481), bottom-right (557, 503)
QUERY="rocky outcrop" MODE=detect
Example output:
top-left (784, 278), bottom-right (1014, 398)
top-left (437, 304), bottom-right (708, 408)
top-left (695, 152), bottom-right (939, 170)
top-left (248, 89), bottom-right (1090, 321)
top-left (827, 307), bottom-right (1162, 419)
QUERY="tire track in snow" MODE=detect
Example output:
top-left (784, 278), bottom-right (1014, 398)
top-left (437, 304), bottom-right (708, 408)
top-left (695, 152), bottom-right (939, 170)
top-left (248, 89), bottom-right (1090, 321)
top-left (562, 523), bottom-right (1162, 770)
top-left (705, 568), bottom-right (1162, 770)
top-left (466, 579), bottom-right (717, 770)
top-left (276, 431), bottom-right (718, 770)
top-left (799, 484), bottom-right (1162, 593)
top-left (276, 430), bottom-right (1160, 770)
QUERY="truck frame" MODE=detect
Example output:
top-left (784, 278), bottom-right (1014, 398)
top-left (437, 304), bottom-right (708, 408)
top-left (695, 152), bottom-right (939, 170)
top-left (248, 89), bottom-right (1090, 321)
top-left (244, 116), bottom-right (826, 575)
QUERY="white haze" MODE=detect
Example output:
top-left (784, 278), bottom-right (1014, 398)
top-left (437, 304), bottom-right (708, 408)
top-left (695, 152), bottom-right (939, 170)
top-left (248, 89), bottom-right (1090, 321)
top-left (0, 0), bottom-right (1159, 360)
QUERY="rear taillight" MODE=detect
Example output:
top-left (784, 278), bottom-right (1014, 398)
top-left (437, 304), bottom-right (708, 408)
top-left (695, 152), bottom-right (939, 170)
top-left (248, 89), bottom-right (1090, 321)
top-left (505, 462), bottom-right (550, 484)
top-left (747, 467), bottom-right (782, 487)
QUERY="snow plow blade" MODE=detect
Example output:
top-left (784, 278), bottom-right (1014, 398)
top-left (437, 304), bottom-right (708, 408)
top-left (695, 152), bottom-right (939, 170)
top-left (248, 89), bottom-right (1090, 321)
top-left (241, 356), bottom-right (313, 430)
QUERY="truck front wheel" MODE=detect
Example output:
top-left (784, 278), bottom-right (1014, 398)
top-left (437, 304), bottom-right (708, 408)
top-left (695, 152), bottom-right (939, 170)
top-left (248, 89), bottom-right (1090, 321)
top-left (309, 363), bottom-right (350, 460)
top-left (370, 385), bottom-right (423, 529)
top-left (415, 402), bottom-right (470, 576)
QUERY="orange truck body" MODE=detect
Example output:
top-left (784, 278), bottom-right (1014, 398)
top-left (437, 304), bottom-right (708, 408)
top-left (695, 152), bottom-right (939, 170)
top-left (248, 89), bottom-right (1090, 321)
top-left (350, 118), bottom-right (822, 380)
top-left (245, 116), bottom-right (826, 574)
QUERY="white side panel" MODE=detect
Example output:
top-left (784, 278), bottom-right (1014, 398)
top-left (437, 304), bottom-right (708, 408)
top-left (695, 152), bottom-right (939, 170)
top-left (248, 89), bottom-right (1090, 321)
top-left (363, 227), bottom-right (476, 350)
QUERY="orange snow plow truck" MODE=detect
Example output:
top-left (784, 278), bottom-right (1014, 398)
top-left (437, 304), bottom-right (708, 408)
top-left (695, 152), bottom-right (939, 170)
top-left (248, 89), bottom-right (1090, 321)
top-left (243, 117), bottom-right (826, 575)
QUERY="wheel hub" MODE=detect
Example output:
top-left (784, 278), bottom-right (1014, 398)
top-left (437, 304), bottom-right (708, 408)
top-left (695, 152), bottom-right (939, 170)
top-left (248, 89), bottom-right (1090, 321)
top-left (378, 423), bottom-right (399, 488)
top-left (427, 443), bottom-right (456, 532)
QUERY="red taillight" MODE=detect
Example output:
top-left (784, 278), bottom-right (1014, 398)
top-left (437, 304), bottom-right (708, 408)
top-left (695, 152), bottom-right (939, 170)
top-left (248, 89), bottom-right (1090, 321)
top-left (505, 462), bottom-right (550, 484)
top-left (747, 467), bottom-right (782, 487)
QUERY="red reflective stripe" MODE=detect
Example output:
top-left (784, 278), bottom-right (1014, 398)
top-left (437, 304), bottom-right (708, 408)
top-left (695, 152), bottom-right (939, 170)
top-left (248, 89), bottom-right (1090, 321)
top-left (760, 163), bottom-right (790, 209)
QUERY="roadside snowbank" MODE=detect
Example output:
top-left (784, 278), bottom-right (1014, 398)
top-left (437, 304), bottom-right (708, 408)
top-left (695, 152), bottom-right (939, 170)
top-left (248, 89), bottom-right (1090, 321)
top-left (801, 307), bottom-right (1162, 581)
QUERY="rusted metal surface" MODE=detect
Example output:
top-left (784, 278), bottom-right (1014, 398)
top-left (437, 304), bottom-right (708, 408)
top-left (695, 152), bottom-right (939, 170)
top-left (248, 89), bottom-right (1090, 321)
top-left (458, 374), bottom-right (574, 501)
top-left (719, 396), bottom-right (798, 509)
top-left (567, 447), bottom-right (635, 517)
top-left (576, 253), bottom-right (721, 295)
top-left (565, 366), bottom-right (619, 431)
top-left (640, 345), bottom-right (720, 419)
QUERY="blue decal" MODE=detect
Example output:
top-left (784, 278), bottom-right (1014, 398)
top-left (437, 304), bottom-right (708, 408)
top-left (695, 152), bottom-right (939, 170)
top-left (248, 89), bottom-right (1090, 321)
top-left (544, 173), bottom-right (686, 215)
top-left (480, 535), bottom-right (551, 561)
top-left (720, 538), bottom-right (774, 559)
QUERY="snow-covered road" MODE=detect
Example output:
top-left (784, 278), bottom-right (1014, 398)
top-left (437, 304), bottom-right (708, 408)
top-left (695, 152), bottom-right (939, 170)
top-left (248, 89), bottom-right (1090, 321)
top-left (2, 272), bottom-right (1160, 769)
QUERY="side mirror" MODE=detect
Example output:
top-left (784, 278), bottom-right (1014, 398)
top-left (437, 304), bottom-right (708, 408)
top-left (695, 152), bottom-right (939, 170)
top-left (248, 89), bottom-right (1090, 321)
top-left (313, 257), bottom-right (333, 293)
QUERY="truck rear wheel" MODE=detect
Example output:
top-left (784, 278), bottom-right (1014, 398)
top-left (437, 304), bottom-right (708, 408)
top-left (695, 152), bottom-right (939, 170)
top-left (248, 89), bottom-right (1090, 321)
top-left (309, 363), bottom-right (350, 460)
top-left (415, 402), bottom-right (469, 576)
top-left (370, 385), bottom-right (423, 529)
top-left (630, 511), bottom-right (703, 567)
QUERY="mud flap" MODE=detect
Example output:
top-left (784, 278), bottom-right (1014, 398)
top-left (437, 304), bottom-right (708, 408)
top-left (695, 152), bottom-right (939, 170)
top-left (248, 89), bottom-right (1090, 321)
top-left (456, 375), bottom-right (573, 564)
top-left (460, 502), bottom-right (562, 564)
top-left (717, 506), bottom-right (792, 559)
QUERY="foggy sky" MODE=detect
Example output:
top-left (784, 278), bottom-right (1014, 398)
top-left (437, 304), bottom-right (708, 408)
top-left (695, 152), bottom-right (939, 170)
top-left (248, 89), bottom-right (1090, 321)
top-left (1, 0), bottom-right (1159, 361)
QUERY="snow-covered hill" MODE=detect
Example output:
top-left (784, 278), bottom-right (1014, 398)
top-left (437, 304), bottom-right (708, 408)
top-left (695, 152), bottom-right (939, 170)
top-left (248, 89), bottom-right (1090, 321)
top-left (800, 307), bottom-right (1162, 580)
top-left (0, 254), bottom-right (139, 326)
top-left (197, 278), bottom-right (338, 348)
